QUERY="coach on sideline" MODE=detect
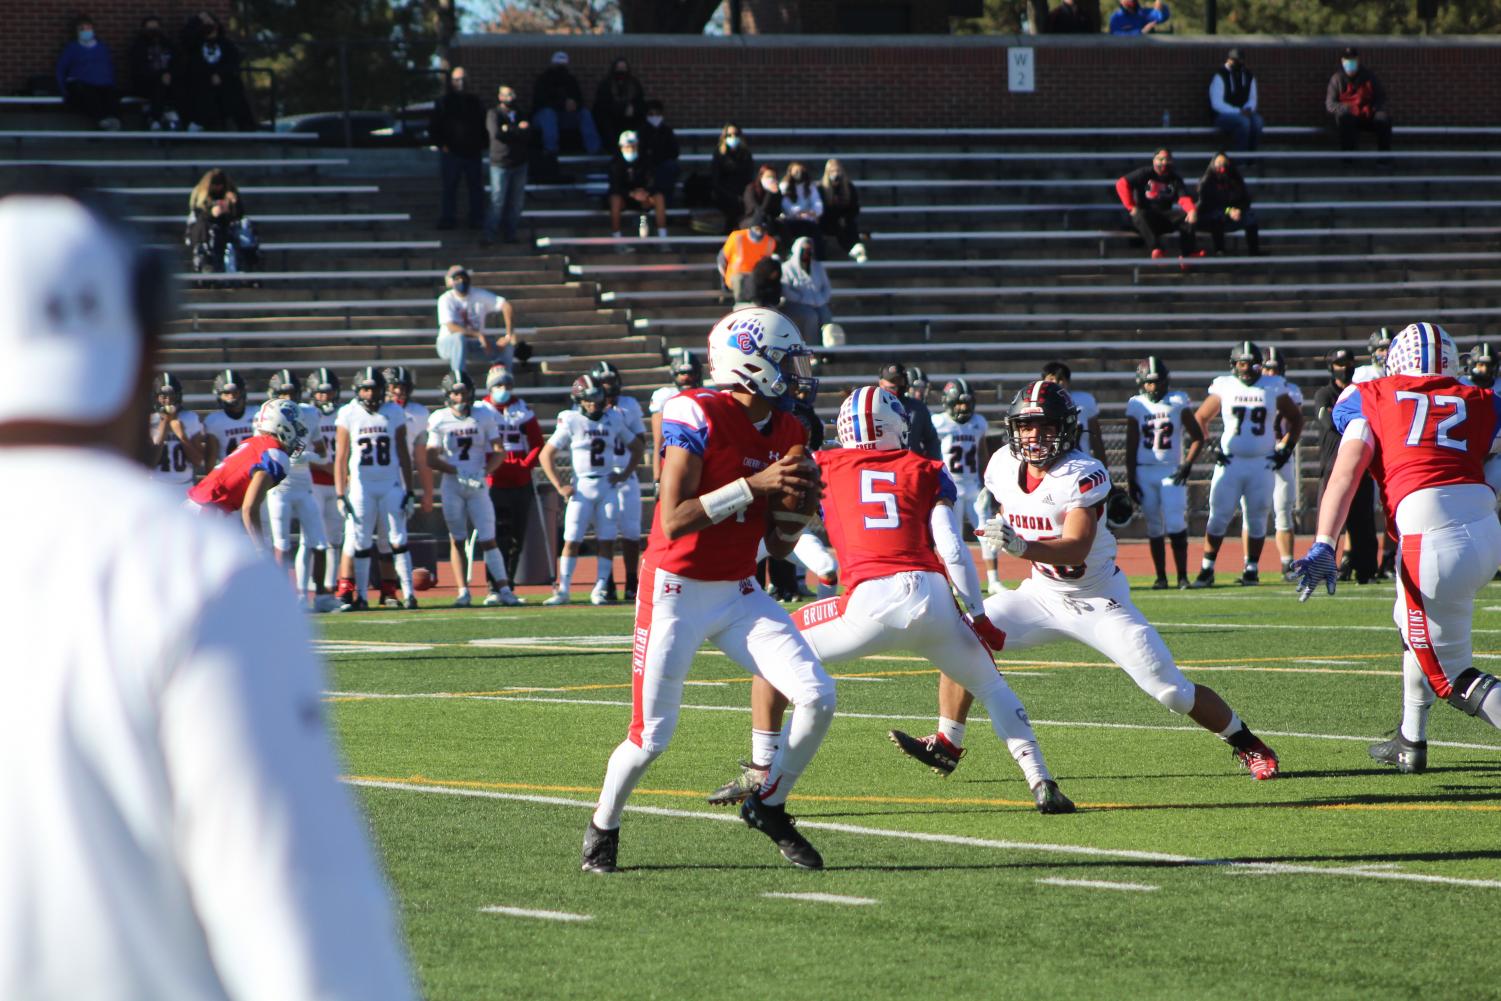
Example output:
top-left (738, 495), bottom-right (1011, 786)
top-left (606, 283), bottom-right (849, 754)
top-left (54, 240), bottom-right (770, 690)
top-left (0, 179), bottom-right (416, 1000)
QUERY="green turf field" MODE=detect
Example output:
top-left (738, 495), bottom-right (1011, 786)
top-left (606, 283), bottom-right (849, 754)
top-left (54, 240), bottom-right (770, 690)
top-left (320, 578), bottom-right (1501, 1001)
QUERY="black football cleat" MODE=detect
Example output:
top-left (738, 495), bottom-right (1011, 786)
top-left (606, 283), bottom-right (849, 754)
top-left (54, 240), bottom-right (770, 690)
top-left (580, 821), bottom-right (620, 874)
top-left (1239, 566), bottom-right (1260, 586)
top-left (706, 759), bottom-right (769, 806)
top-left (403, 595), bottom-right (419, 610)
top-left (888, 729), bottom-right (965, 776)
top-left (1369, 732), bottom-right (1428, 774)
top-left (1151, 577), bottom-right (1170, 590)
top-left (741, 793), bottom-right (823, 869)
top-left (1032, 780), bottom-right (1076, 815)
top-left (1190, 568), bottom-right (1215, 589)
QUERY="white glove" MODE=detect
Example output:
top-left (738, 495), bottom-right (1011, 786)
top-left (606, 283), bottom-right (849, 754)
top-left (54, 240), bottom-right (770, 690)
top-left (459, 475), bottom-right (486, 492)
top-left (980, 515), bottom-right (1028, 558)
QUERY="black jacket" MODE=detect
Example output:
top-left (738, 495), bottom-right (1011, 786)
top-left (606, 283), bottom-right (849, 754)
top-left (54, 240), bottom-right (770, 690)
top-left (593, 71), bottom-right (646, 144)
top-left (608, 154), bottom-right (655, 196)
top-left (486, 105), bottom-right (532, 167)
top-left (1118, 164), bottom-right (1191, 214)
top-left (742, 181), bottom-right (782, 227)
top-left (532, 66), bottom-right (584, 113)
top-left (639, 120), bottom-right (680, 166)
top-left (128, 31), bottom-right (175, 93)
top-left (711, 148), bottom-right (755, 203)
top-left (1046, 2), bottom-right (1096, 32)
top-left (1195, 163), bottom-right (1253, 216)
top-left (429, 90), bottom-right (488, 157)
top-left (1312, 381), bottom-right (1349, 480)
top-left (904, 396), bottom-right (941, 460)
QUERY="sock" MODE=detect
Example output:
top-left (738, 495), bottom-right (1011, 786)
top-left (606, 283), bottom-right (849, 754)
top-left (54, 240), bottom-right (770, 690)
top-left (324, 550), bottom-right (340, 590)
top-left (612, 230), bottom-right (623, 238)
top-left (1009, 740), bottom-right (1051, 789)
top-left (482, 547), bottom-right (507, 585)
top-left (295, 544), bottom-right (313, 596)
top-left (760, 696), bottom-right (835, 806)
top-left (1401, 653), bottom-right (1435, 742)
top-left (354, 556), bottom-right (371, 595)
top-left (938, 716), bottom-right (967, 749)
top-left (1476, 686), bottom-right (1501, 730)
top-left (1281, 557), bottom-right (1294, 572)
top-left (1170, 532), bottom-right (1189, 578)
top-left (986, 568), bottom-right (1001, 585)
top-left (751, 728), bottom-right (780, 769)
top-left (981, 541), bottom-right (998, 564)
top-left (656, 226), bottom-right (667, 238)
top-left (1148, 536), bottom-right (1167, 578)
top-left (393, 550), bottom-right (415, 599)
top-left (975, 677), bottom-right (1050, 786)
top-left (1219, 713), bottom-right (1258, 751)
top-left (592, 739), bottom-right (657, 830)
top-left (1201, 555), bottom-right (1217, 571)
top-left (596, 553), bottom-right (613, 584)
top-left (558, 554), bottom-right (577, 591)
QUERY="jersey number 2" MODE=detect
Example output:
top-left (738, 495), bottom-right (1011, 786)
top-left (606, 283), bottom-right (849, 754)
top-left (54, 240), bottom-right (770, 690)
top-left (1396, 391), bottom-right (1467, 451)
top-left (860, 469), bottom-right (900, 529)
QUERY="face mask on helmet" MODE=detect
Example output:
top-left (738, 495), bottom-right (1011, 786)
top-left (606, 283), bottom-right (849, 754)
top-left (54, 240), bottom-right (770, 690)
top-left (1142, 377), bottom-right (1167, 402)
top-left (357, 383), bottom-right (382, 412)
top-left (1006, 383), bottom-right (1078, 469)
top-left (579, 391), bottom-right (606, 419)
top-left (449, 388), bottom-right (473, 415)
top-left (1011, 418), bottom-right (1063, 466)
top-left (313, 389), bottom-right (337, 414)
top-left (219, 388), bottom-right (245, 416)
top-left (1470, 362), bottom-right (1495, 388)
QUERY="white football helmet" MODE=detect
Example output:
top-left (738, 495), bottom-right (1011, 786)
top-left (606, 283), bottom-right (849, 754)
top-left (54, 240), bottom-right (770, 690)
top-left (1386, 321), bottom-right (1459, 377)
top-left (254, 398), bottom-right (310, 457)
top-left (707, 307), bottom-right (814, 406)
top-left (837, 385), bottom-right (910, 451)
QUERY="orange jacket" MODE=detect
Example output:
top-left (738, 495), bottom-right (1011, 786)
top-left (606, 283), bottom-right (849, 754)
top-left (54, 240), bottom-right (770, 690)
top-left (719, 228), bottom-right (776, 289)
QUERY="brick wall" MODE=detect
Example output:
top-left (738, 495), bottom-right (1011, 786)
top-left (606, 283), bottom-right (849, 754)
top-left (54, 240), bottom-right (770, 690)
top-left (452, 34), bottom-right (1501, 130)
top-left (5, 2), bottom-right (232, 95)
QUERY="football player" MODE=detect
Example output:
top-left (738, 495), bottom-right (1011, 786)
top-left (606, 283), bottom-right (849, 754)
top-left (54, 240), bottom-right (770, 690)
top-left (709, 386), bottom-right (1074, 814)
top-left (1253, 346), bottom-right (1305, 581)
top-left (427, 372), bottom-right (507, 607)
top-left (188, 399), bottom-right (307, 546)
top-left (932, 378), bottom-right (1001, 594)
top-left (649, 350), bottom-right (704, 480)
top-left (264, 369), bottom-right (333, 604)
top-left (202, 366), bottom-right (254, 468)
top-left (1040, 361), bottom-right (1108, 467)
top-left (890, 381), bottom-right (1282, 781)
top-left (371, 365), bottom-right (433, 605)
top-left (583, 307), bottom-right (834, 874)
top-left (539, 374), bottom-right (641, 606)
top-left (148, 372), bottom-right (204, 486)
top-left (333, 367), bottom-right (418, 611)
top-left (304, 367), bottom-right (345, 596)
top-left (1191, 341), bottom-right (1303, 586)
top-left (594, 360), bottom-right (648, 601)
top-left (1124, 356), bottom-right (1204, 588)
top-left (1465, 342), bottom-right (1496, 389)
top-left (1294, 322), bottom-right (1501, 772)
top-left (475, 365), bottom-right (543, 606)
top-left (1353, 327), bottom-right (1391, 384)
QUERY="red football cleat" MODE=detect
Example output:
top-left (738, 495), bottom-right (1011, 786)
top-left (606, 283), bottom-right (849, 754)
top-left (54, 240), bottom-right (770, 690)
top-left (1234, 738), bottom-right (1280, 780)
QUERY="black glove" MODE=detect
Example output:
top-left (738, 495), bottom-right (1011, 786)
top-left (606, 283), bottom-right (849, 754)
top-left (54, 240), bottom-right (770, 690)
top-left (1171, 460), bottom-right (1194, 486)
top-left (1213, 447), bottom-right (1231, 467)
top-left (1272, 445), bottom-right (1294, 470)
top-left (1128, 480), bottom-right (1143, 503)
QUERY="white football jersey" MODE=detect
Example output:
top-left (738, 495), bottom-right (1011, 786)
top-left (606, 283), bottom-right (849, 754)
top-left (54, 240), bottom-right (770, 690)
top-left (985, 445), bottom-right (1118, 594)
top-left (1352, 363), bottom-right (1384, 384)
top-left (337, 400), bottom-right (409, 487)
top-left (1207, 374), bottom-right (1287, 457)
top-left (550, 408), bottom-right (633, 480)
top-left (148, 408), bottom-right (203, 485)
top-left (427, 406), bottom-right (500, 478)
top-left (310, 402), bottom-right (341, 486)
top-left (1125, 389), bottom-right (1192, 466)
top-left (1069, 388), bottom-right (1100, 455)
top-left (607, 395), bottom-right (647, 473)
top-left (932, 411), bottom-right (989, 490)
top-left (650, 384), bottom-right (679, 415)
top-left (395, 400), bottom-right (429, 451)
top-left (477, 397), bottom-right (538, 457)
top-left (202, 408), bottom-right (256, 464)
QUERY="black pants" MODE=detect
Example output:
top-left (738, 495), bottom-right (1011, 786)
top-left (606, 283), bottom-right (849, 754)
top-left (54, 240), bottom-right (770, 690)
top-left (1201, 216), bottom-right (1261, 255)
top-left (189, 80), bottom-right (255, 131)
top-left (488, 482), bottom-right (534, 587)
top-left (1336, 110), bottom-right (1393, 152)
top-left (1342, 472), bottom-right (1380, 582)
top-left (65, 82), bottom-right (119, 121)
top-left (1130, 206), bottom-right (1195, 254)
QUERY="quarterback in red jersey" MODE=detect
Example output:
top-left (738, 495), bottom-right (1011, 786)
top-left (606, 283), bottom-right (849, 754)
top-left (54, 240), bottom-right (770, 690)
top-left (708, 386), bottom-right (1075, 814)
top-left (1295, 321), bottom-right (1501, 772)
top-left (582, 307), bottom-right (837, 874)
top-left (187, 399), bottom-right (308, 545)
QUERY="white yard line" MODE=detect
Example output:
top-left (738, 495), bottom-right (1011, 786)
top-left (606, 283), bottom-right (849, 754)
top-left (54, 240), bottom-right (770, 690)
top-left (1153, 620), bottom-right (1501, 635)
top-left (479, 905), bottom-right (592, 922)
top-left (1036, 878), bottom-right (1160, 892)
top-left (762, 892), bottom-right (879, 906)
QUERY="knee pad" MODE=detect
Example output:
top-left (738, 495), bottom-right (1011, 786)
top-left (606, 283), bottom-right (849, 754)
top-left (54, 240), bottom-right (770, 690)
top-left (1447, 668), bottom-right (1499, 716)
top-left (1155, 680), bottom-right (1197, 715)
top-left (355, 547), bottom-right (375, 559)
top-left (796, 687), bottom-right (838, 717)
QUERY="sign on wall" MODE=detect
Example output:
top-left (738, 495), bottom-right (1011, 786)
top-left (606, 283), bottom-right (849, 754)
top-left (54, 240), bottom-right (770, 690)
top-left (1008, 47), bottom-right (1035, 93)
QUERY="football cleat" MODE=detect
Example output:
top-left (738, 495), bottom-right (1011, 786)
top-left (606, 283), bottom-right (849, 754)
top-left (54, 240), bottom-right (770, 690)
top-left (496, 586), bottom-right (525, 606)
top-left (543, 589), bottom-right (570, 606)
top-left (1233, 737), bottom-right (1281, 780)
top-left (482, 590), bottom-right (503, 607)
top-left (740, 793), bottom-right (823, 870)
top-left (580, 821), bottom-right (620, 874)
top-left (332, 597), bottom-right (369, 613)
top-left (403, 595), bottom-right (419, 610)
top-left (623, 584), bottom-right (637, 602)
top-left (590, 583), bottom-right (611, 606)
top-left (1151, 577), bottom-right (1170, 590)
top-left (1032, 780), bottom-right (1077, 815)
top-left (453, 592), bottom-right (472, 608)
top-left (1177, 577), bottom-right (1191, 589)
top-left (888, 730), bottom-right (965, 776)
top-left (707, 760), bottom-right (770, 806)
top-left (1369, 732), bottom-right (1428, 774)
top-left (1239, 566), bottom-right (1260, 586)
top-left (1190, 568), bottom-right (1216, 589)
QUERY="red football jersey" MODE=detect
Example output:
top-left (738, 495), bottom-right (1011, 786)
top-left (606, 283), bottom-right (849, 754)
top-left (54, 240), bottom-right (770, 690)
top-left (187, 435), bottom-right (290, 512)
top-left (646, 389), bottom-right (807, 581)
top-left (816, 448), bottom-right (956, 592)
top-left (1333, 375), bottom-right (1501, 516)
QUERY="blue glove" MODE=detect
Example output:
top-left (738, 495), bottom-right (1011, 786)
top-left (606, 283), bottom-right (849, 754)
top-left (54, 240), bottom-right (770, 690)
top-left (1291, 541), bottom-right (1337, 602)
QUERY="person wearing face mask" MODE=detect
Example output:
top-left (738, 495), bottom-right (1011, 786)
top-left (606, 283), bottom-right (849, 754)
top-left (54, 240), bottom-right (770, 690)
top-left (742, 164), bottom-right (784, 232)
top-left (1195, 152), bottom-right (1261, 256)
top-left (57, 16), bottom-right (122, 130)
top-left (608, 130), bottom-right (667, 248)
top-left (531, 50), bottom-right (602, 157)
top-left (1326, 46), bottom-right (1392, 153)
top-left (429, 66), bottom-right (489, 231)
top-left (718, 212), bottom-right (777, 306)
top-left (710, 123), bottom-right (755, 233)
top-left (639, 99), bottom-right (681, 207)
top-left (780, 236), bottom-right (833, 345)
top-left (475, 365), bottom-right (544, 606)
top-left (484, 84), bottom-right (531, 244)
top-left (1116, 148), bottom-right (1199, 260)
top-left (128, 16), bottom-right (181, 130)
top-left (185, 168), bottom-right (256, 273)
top-left (436, 265), bottom-right (515, 377)
top-left (778, 161), bottom-right (824, 258)
top-left (819, 158), bottom-right (868, 263)
top-left (1108, 0), bottom-right (1168, 35)
top-left (1209, 48), bottom-right (1263, 152)
top-left (180, 11), bottom-right (254, 131)
top-left (593, 57), bottom-right (646, 153)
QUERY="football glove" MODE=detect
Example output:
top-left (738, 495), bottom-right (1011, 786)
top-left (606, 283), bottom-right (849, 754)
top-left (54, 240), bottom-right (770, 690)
top-left (1171, 460), bottom-right (1194, 486)
top-left (969, 613), bottom-right (1008, 654)
top-left (402, 490), bottom-right (417, 517)
top-left (1213, 446), bottom-right (1232, 466)
top-left (1291, 541), bottom-right (1338, 602)
top-left (337, 495), bottom-right (358, 524)
top-left (459, 474), bottom-right (486, 492)
top-left (1272, 444), bottom-right (1294, 470)
top-left (981, 515), bottom-right (1028, 558)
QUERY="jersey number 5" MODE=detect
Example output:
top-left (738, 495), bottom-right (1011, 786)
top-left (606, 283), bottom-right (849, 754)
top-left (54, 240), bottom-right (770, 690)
top-left (860, 469), bottom-right (900, 529)
top-left (1396, 391), bottom-right (1468, 451)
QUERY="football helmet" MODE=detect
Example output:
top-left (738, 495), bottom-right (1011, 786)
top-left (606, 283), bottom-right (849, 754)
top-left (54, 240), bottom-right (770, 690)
top-left (441, 371), bottom-right (476, 416)
top-left (593, 360), bottom-right (623, 400)
top-left (707, 307), bottom-right (814, 407)
top-left (671, 351), bottom-right (703, 389)
top-left (1261, 345), bottom-right (1286, 377)
top-left (1385, 322), bottom-right (1459, 378)
top-left (381, 365), bottom-right (413, 403)
top-left (1229, 341), bottom-right (1262, 385)
top-left (1368, 327), bottom-right (1393, 363)
top-left (267, 367), bottom-right (300, 401)
top-left (941, 378), bottom-right (975, 423)
top-left (907, 366), bottom-right (929, 401)
top-left (837, 385), bottom-right (910, 451)
top-left (253, 398), bottom-right (310, 457)
top-left (153, 372), bottom-right (183, 410)
top-left (353, 366), bottom-right (386, 413)
top-left (1468, 343), bottom-right (1496, 389)
top-left (1105, 487), bottom-right (1137, 531)
top-left (304, 367), bottom-right (340, 414)
top-left (1006, 380), bottom-right (1079, 469)
top-left (212, 367), bottom-right (247, 416)
top-left (1135, 356), bottom-right (1170, 402)
top-left (572, 374), bottom-right (608, 420)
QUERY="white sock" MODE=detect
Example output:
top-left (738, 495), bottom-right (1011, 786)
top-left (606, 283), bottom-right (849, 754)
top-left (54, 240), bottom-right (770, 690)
top-left (393, 550), bottom-right (415, 599)
top-left (612, 230), bottom-right (623, 238)
top-left (592, 739), bottom-right (657, 830)
top-left (354, 555), bottom-right (371, 594)
top-left (1216, 710), bottom-right (1244, 741)
top-left (982, 543), bottom-right (999, 565)
top-left (1401, 653), bottom-right (1435, 741)
top-left (596, 553), bottom-right (613, 583)
top-left (324, 545), bottom-right (340, 590)
top-left (760, 695), bottom-right (835, 806)
top-left (1202, 555), bottom-right (1217, 570)
top-left (975, 678), bottom-right (1050, 786)
top-left (751, 728), bottom-right (780, 769)
top-left (294, 544), bottom-right (312, 595)
top-left (483, 547), bottom-right (508, 584)
top-left (558, 554), bottom-right (577, 591)
top-left (656, 226), bottom-right (667, 238)
top-left (1476, 686), bottom-right (1501, 730)
top-left (938, 716), bottom-right (966, 748)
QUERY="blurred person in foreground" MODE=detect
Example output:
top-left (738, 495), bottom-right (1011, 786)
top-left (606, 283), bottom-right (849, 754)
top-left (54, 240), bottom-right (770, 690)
top-left (0, 179), bottom-right (415, 1001)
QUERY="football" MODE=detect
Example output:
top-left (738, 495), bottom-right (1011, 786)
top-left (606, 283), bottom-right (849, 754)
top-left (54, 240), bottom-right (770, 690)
top-left (412, 567), bottom-right (434, 591)
top-left (770, 443), bottom-right (819, 540)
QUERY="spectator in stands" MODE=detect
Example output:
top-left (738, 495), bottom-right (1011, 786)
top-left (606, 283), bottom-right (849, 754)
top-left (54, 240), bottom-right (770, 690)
top-left (819, 158), bottom-right (868, 263)
top-left (532, 51), bottom-right (602, 156)
top-left (1209, 48), bottom-right (1262, 152)
top-left (1195, 152), bottom-right (1261, 256)
top-left (750, 256), bottom-right (784, 309)
top-left (179, 12), bottom-right (254, 131)
top-left (128, 15), bottom-right (181, 131)
top-left (878, 362), bottom-right (941, 459)
top-left (1326, 47), bottom-right (1392, 154)
top-left (608, 130), bottom-right (667, 247)
top-left (743, 164), bottom-right (783, 232)
top-left (718, 213), bottom-right (777, 305)
top-left (57, 15), bottom-right (122, 131)
top-left (639, 99), bottom-right (681, 206)
top-left (779, 161), bottom-right (824, 256)
top-left (780, 236), bottom-right (833, 344)
top-left (710, 123), bottom-right (755, 233)
top-left (1046, 0), bottom-right (1097, 32)
top-left (1116, 148), bottom-right (1199, 259)
top-left (429, 66), bottom-right (489, 231)
top-left (593, 57), bottom-right (646, 152)
top-left (185, 168), bottom-right (258, 273)
top-left (484, 83), bottom-right (531, 245)
top-left (1108, 0), bottom-right (1169, 35)
top-left (436, 265), bottom-right (515, 376)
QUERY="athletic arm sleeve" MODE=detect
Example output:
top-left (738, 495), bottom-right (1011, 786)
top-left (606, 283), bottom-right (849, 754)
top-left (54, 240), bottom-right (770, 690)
top-left (930, 501), bottom-right (982, 615)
